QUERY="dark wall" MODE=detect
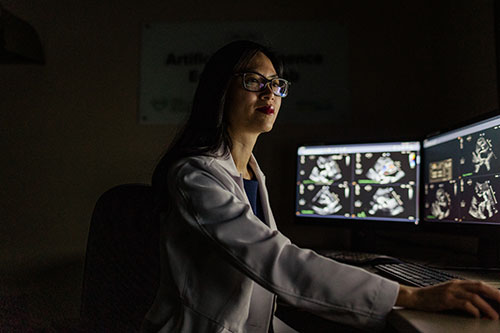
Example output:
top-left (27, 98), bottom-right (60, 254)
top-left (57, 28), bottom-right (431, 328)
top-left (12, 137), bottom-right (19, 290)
top-left (0, 0), bottom-right (497, 327)
top-left (0, 0), bottom-right (497, 269)
top-left (257, 1), bottom-right (498, 249)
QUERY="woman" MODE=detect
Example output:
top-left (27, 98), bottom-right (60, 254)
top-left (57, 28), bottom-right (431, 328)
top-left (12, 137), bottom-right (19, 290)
top-left (142, 40), bottom-right (500, 332)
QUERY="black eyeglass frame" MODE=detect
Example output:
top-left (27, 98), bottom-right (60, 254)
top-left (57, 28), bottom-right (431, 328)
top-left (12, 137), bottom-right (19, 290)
top-left (234, 71), bottom-right (291, 98)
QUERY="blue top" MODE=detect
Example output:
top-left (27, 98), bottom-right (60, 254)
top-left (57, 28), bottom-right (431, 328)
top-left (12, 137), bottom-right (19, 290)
top-left (243, 178), bottom-right (270, 332)
top-left (243, 178), bottom-right (265, 223)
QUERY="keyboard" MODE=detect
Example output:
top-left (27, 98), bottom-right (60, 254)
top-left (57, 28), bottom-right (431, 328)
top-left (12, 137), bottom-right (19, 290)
top-left (374, 262), bottom-right (463, 287)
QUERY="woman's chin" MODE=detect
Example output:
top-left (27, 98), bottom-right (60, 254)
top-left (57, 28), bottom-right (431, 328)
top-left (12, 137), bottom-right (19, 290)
top-left (261, 124), bottom-right (274, 133)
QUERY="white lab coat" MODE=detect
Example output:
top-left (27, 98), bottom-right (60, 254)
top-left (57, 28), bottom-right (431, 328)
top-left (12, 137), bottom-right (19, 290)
top-left (142, 152), bottom-right (399, 332)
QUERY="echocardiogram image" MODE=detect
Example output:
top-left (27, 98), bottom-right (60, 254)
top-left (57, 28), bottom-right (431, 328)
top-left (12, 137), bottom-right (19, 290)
top-left (461, 176), bottom-right (500, 224)
top-left (424, 181), bottom-right (460, 222)
top-left (461, 130), bottom-right (500, 177)
top-left (296, 183), bottom-right (350, 217)
top-left (353, 184), bottom-right (417, 220)
top-left (355, 151), bottom-right (417, 185)
top-left (297, 154), bottom-right (351, 185)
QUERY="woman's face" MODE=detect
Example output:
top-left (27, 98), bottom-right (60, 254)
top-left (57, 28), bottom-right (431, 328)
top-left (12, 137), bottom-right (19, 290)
top-left (225, 51), bottom-right (282, 137)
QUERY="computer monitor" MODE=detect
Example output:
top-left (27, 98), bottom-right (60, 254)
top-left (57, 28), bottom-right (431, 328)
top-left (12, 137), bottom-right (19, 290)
top-left (422, 112), bottom-right (500, 267)
top-left (295, 141), bottom-right (421, 225)
top-left (423, 113), bottom-right (500, 225)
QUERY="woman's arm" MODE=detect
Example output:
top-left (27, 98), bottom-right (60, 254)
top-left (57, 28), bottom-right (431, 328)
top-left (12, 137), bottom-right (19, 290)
top-left (171, 158), bottom-right (399, 329)
top-left (396, 280), bottom-right (500, 319)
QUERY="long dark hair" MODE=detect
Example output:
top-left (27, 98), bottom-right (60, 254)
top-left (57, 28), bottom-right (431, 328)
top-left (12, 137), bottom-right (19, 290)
top-left (152, 40), bottom-right (283, 212)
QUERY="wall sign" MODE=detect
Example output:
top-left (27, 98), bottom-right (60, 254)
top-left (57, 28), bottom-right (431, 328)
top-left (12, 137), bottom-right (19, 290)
top-left (139, 21), bottom-right (349, 124)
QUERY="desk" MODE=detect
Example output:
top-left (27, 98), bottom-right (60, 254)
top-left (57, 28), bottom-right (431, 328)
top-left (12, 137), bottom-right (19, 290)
top-left (386, 269), bottom-right (500, 332)
top-left (276, 256), bottom-right (500, 332)
top-left (388, 309), bottom-right (500, 332)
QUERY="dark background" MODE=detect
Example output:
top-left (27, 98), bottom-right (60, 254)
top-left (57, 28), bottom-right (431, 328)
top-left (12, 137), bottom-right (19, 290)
top-left (1, 0), bottom-right (498, 328)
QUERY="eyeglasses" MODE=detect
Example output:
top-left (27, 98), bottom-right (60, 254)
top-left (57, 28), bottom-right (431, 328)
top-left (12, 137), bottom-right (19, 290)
top-left (235, 72), bottom-right (291, 98)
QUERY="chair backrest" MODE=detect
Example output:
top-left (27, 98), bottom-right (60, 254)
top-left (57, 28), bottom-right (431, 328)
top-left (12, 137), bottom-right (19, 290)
top-left (80, 184), bottom-right (160, 331)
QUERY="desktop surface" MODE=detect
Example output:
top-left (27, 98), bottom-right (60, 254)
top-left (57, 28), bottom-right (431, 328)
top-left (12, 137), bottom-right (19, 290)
top-left (292, 248), bottom-right (500, 332)
top-left (388, 266), bottom-right (500, 333)
top-left (389, 307), bottom-right (500, 333)
top-left (367, 255), bottom-right (500, 332)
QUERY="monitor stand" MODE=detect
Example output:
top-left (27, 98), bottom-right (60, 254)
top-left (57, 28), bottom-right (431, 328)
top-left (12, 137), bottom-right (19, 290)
top-left (349, 228), bottom-right (378, 254)
top-left (349, 227), bottom-right (500, 269)
top-left (478, 233), bottom-right (500, 268)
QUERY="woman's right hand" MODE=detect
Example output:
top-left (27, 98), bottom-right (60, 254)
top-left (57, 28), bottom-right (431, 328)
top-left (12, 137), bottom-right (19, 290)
top-left (396, 280), bottom-right (500, 319)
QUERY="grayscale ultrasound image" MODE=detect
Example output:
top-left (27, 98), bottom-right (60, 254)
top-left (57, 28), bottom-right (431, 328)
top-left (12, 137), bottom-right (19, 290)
top-left (311, 186), bottom-right (343, 215)
top-left (431, 188), bottom-right (452, 220)
top-left (297, 154), bottom-right (351, 185)
top-left (472, 137), bottom-right (496, 173)
top-left (352, 184), bottom-right (417, 219)
top-left (424, 181), bottom-right (460, 221)
top-left (296, 182), bottom-right (350, 217)
top-left (466, 179), bottom-right (499, 221)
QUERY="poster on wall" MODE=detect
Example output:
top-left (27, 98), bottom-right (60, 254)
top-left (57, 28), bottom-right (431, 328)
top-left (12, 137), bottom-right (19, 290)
top-left (139, 21), bottom-right (349, 124)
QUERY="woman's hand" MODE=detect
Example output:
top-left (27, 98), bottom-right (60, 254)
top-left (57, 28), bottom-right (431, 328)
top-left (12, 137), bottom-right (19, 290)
top-left (396, 280), bottom-right (500, 319)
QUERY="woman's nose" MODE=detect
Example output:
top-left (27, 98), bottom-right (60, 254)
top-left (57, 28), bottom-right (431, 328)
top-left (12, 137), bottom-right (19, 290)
top-left (260, 83), bottom-right (275, 100)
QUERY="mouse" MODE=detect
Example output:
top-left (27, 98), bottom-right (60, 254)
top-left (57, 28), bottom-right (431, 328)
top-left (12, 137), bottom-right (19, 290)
top-left (441, 297), bottom-right (500, 318)
top-left (319, 250), bottom-right (403, 266)
top-left (364, 255), bottom-right (404, 266)
top-left (486, 297), bottom-right (500, 316)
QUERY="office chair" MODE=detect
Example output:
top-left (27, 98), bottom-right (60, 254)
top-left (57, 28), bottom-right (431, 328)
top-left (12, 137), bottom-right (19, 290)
top-left (78, 184), bottom-right (360, 333)
top-left (80, 183), bottom-right (160, 331)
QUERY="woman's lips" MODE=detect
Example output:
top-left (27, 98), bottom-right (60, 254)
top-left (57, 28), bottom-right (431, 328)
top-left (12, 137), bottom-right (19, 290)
top-left (256, 105), bottom-right (274, 115)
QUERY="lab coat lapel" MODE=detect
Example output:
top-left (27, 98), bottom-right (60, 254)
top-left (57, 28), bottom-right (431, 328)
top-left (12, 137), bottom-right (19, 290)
top-left (215, 151), bottom-right (277, 230)
top-left (249, 155), bottom-right (277, 231)
top-left (215, 151), bottom-right (245, 189)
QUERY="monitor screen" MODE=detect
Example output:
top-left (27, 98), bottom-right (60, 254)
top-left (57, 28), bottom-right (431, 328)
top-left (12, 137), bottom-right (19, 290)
top-left (423, 114), bottom-right (500, 225)
top-left (295, 141), bottom-right (421, 224)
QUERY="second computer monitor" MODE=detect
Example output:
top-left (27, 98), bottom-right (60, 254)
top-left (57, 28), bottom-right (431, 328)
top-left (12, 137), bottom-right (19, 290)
top-left (423, 114), bottom-right (500, 225)
top-left (295, 141), bottom-right (421, 224)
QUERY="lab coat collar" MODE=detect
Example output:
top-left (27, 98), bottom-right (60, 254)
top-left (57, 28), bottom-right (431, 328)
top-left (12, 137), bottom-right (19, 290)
top-left (213, 147), bottom-right (266, 182)
top-left (212, 147), bottom-right (275, 230)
